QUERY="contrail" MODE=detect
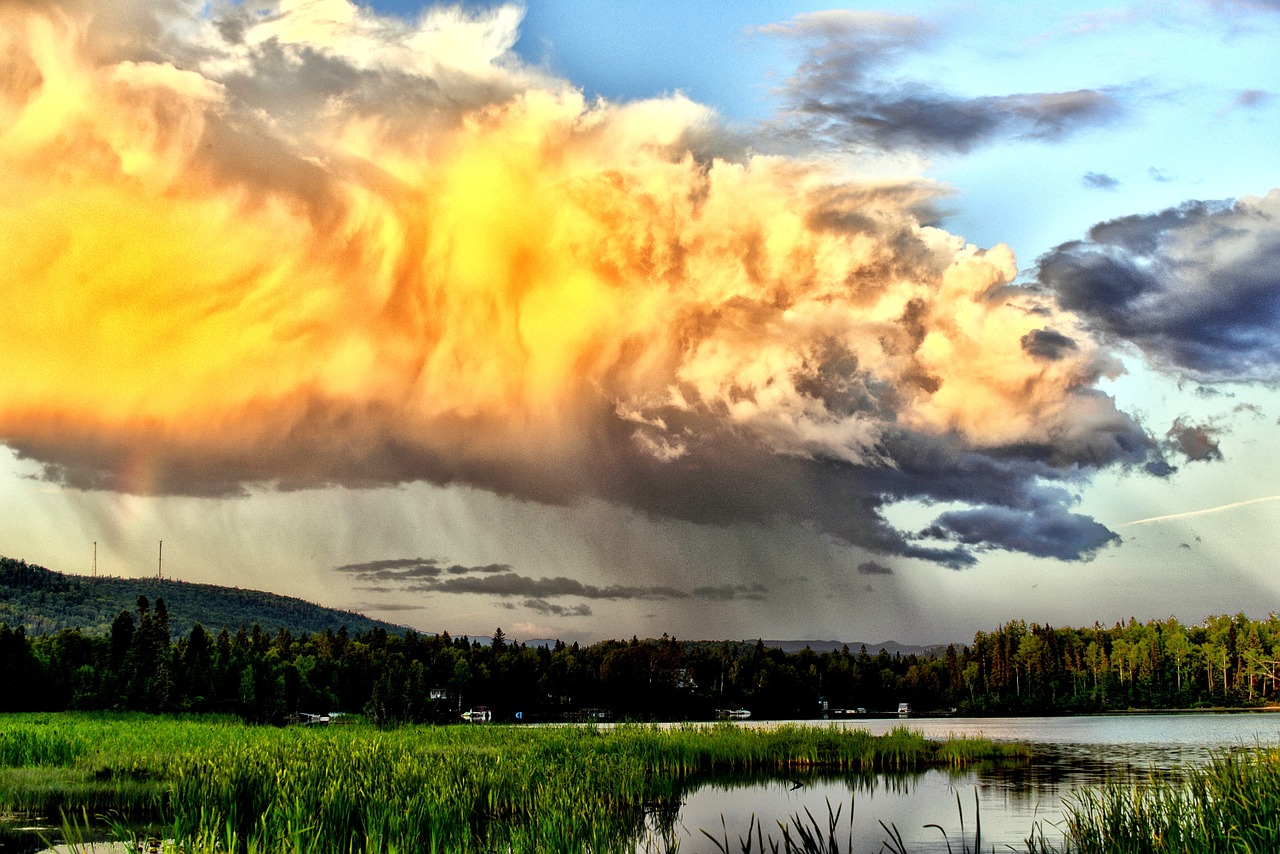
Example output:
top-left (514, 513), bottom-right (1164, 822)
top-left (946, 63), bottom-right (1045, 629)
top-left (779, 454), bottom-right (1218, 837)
top-left (1122, 495), bottom-right (1280, 526)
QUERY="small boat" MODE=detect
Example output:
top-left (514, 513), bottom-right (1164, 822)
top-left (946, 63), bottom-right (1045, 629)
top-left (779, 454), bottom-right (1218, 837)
top-left (717, 708), bottom-right (751, 720)
top-left (826, 707), bottom-right (867, 719)
top-left (461, 706), bottom-right (492, 722)
top-left (295, 711), bottom-right (346, 726)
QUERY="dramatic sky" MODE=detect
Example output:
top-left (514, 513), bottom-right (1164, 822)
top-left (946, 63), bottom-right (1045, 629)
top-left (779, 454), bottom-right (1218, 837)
top-left (2, 0), bottom-right (1278, 644)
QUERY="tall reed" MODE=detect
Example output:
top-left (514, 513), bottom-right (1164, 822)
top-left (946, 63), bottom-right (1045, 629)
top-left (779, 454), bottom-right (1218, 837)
top-left (1041, 745), bottom-right (1280, 853)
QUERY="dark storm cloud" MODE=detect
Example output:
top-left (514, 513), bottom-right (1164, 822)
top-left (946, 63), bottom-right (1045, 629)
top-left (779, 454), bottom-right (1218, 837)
top-left (888, 440), bottom-right (1144, 562)
top-left (1021, 328), bottom-right (1080, 360)
top-left (1037, 191), bottom-right (1280, 381)
top-left (338, 559), bottom-right (768, 606)
top-left (407, 571), bottom-right (690, 601)
top-left (757, 11), bottom-right (1120, 153)
top-left (592, 421), bottom-right (980, 570)
top-left (857, 561), bottom-right (893, 575)
top-left (922, 500), bottom-right (1120, 560)
top-left (691, 584), bottom-right (769, 601)
top-left (1083, 172), bottom-right (1120, 190)
top-left (335, 557), bottom-right (512, 581)
top-left (800, 90), bottom-right (1119, 154)
top-left (336, 557), bottom-right (442, 576)
top-left (523, 599), bottom-right (593, 617)
top-left (812, 413), bottom-right (1155, 566)
top-left (1164, 418), bottom-right (1224, 462)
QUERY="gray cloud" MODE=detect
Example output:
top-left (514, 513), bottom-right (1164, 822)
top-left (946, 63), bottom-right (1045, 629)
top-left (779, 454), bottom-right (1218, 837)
top-left (336, 558), bottom-right (511, 581)
top-left (691, 584), bottom-right (769, 601)
top-left (1164, 418), bottom-right (1224, 462)
top-left (1233, 89), bottom-right (1271, 109)
top-left (1083, 172), bottom-right (1120, 190)
top-left (360, 602), bottom-right (425, 612)
top-left (758, 11), bottom-right (1120, 153)
top-left (922, 497), bottom-right (1120, 561)
top-left (407, 571), bottom-right (690, 601)
top-left (857, 561), bottom-right (893, 575)
top-left (340, 558), bottom-right (773, 607)
top-left (1037, 191), bottom-right (1280, 381)
top-left (337, 557), bottom-right (442, 576)
top-left (1021, 328), bottom-right (1080, 360)
top-left (522, 599), bottom-right (593, 617)
top-left (1233, 402), bottom-right (1265, 418)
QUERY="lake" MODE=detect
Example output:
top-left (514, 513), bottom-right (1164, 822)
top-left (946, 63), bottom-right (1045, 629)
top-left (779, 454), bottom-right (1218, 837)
top-left (659, 712), bottom-right (1280, 853)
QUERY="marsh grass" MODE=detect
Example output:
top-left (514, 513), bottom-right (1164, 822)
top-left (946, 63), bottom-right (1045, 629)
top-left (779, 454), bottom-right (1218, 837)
top-left (699, 792), bottom-right (998, 854)
top-left (0, 714), bottom-right (1022, 854)
top-left (700, 799), bottom-right (855, 854)
top-left (1039, 745), bottom-right (1280, 853)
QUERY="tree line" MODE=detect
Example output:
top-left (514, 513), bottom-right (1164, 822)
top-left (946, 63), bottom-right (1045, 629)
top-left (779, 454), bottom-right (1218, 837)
top-left (2, 597), bottom-right (1279, 721)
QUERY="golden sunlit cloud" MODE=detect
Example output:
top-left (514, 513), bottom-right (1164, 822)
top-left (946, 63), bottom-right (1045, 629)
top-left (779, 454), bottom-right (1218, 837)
top-left (0, 0), bottom-right (1157, 565)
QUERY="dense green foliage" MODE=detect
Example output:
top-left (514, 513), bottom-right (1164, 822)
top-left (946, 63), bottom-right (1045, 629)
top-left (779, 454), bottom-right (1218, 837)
top-left (7, 609), bottom-right (1280, 722)
top-left (6, 555), bottom-right (1280, 720)
top-left (0, 556), bottom-right (404, 639)
top-left (0, 714), bottom-right (1019, 853)
top-left (960, 615), bottom-right (1280, 712)
top-left (0, 595), bottom-right (928, 720)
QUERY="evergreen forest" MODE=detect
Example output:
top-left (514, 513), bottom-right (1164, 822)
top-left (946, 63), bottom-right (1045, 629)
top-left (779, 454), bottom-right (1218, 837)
top-left (3, 555), bottom-right (1279, 722)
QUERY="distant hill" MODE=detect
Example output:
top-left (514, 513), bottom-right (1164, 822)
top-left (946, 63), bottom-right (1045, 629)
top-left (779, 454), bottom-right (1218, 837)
top-left (759, 639), bottom-right (950, 657)
top-left (520, 638), bottom-right (949, 656)
top-left (0, 555), bottom-right (411, 639)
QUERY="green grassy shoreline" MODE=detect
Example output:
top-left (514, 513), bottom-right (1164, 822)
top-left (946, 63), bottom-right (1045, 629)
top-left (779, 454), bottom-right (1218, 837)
top-left (0, 713), bottom-right (1026, 853)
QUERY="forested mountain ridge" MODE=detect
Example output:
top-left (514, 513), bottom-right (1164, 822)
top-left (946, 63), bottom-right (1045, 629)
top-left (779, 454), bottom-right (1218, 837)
top-left (0, 555), bottom-right (407, 638)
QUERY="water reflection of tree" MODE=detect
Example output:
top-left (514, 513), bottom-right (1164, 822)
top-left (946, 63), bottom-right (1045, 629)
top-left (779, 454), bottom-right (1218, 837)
top-left (0, 826), bottom-right (50, 854)
top-left (970, 745), bottom-right (1190, 808)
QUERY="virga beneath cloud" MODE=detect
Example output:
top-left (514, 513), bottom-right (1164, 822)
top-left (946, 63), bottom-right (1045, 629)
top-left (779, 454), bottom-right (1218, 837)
top-left (7, 0), bottom-right (1272, 573)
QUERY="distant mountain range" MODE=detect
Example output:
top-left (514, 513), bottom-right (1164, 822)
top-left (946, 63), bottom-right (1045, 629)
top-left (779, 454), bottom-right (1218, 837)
top-left (756, 639), bottom-right (948, 656)
top-left (518, 638), bottom-right (945, 657)
top-left (0, 555), bottom-right (409, 639)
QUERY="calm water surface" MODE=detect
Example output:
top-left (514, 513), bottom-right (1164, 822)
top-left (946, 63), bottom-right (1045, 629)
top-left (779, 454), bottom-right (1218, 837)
top-left (658, 713), bottom-right (1280, 853)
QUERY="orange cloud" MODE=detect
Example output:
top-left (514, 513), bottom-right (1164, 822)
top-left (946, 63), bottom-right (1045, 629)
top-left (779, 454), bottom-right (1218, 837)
top-left (0, 0), bottom-right (1154, 563)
